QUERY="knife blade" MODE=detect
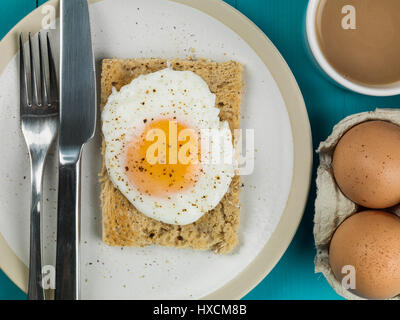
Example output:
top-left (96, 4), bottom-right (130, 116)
top-left (55, 0), bottom-right (96, 300)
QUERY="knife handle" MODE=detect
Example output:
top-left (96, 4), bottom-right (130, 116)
top-left (55, 159), bottom-right (81, 300)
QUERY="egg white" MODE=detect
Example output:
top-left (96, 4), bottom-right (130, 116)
top-left (102, 67), bottom-right (235, 225)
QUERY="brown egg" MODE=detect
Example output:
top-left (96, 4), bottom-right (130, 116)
top-left (333, 120), bottom-right (400, 208)
top-left (329, 210), bottom-right (400, 299)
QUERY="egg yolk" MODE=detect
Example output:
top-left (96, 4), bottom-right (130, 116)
top-left (125, 119), bottom-right (201, 198)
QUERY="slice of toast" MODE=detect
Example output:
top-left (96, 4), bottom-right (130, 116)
top-left (100, 58), bottom-right (242, 254)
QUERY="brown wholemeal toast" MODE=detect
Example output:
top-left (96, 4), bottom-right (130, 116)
top-left (100, 58), bottom-right (243, 254)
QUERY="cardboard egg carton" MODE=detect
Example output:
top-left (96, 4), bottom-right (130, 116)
top-left (314, 108), bottom-right (400, 300)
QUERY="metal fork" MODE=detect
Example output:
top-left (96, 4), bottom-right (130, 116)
top-left (19, 32), bottom-right (58, 300)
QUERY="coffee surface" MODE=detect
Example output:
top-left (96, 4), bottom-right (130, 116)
top-left (316, 0), bottom-right (400, 85)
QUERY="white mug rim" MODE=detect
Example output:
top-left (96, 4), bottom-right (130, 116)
top-left (306, 0), bottom-right (400, 97)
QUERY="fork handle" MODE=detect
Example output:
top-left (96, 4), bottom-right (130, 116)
top-left (55, 159), bottom-right (81, 300)
top-left (28, 150), bottom-right (46, 300)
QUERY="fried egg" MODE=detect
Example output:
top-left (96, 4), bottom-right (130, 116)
top-left (102, 67), bottom-right (235, 225)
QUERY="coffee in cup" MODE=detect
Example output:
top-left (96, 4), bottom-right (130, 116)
top-left (307, 0), bottom-right (400, 96)
top-left (316, 0), bottom-right (400, 86)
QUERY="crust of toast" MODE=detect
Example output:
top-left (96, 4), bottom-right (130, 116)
top-left (100, 58), bottom-right (242, 254)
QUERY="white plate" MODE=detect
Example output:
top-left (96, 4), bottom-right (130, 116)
top-left (0, 0), bottom-right (312, 299)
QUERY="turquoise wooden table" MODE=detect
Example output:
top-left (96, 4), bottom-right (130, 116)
top-left (2, 0), bottom-right (400, 300)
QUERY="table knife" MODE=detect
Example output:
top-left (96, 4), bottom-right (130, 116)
top-left (55, 0), bottom-right (96, 300)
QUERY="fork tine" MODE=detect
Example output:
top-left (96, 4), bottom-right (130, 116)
top-left (19, 33), bottom-right (30, 108)
top-left (47, 33), bottom-right (58, 105)
top-left (28, 33), bottom-right (39, 106)
top-left (38, 33), bottom-right (48, 107)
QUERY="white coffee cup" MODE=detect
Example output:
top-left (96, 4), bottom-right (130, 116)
top-left (306, 0), bottom-right (400, 96)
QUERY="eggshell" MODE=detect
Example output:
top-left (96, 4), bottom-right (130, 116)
top-left (333, 120), bottom-right (400, 208)
top-left (315, 109), bottom-right (400, 300)
top-left (329, 210), bottom-right (400, 300)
